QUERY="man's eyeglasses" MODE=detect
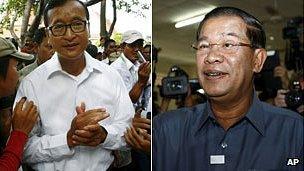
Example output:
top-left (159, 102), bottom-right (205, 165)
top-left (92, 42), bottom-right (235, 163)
top-left (48, 20), bottom-right (88, 37)
top-left (192, 41), bottom-right (255, 55)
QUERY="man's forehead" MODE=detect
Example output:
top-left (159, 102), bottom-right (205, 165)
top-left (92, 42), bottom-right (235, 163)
top-left (47, 1), bottom-right (86, 22)
top-left (199, 16), bottom-right (248, 40)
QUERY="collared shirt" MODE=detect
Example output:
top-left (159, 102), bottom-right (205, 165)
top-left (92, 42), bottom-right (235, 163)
top-left (111, 53), bottom-right (146, 109)
top-left (153, 94), bottom-right (303, 171)
top-left (14, 52), bottom-right (134, 171)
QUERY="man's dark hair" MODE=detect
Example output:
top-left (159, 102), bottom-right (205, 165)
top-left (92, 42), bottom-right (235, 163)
top-left (43, 0), bottom-right (90, 27)
top-left (0, 57), bottom-right (10, 80)
top-left (104, 39), bottom-right (116, 49)
top-left (33, 28), bottom-right (47, 45)
top-left (196, 7), bottom-right (266, 48)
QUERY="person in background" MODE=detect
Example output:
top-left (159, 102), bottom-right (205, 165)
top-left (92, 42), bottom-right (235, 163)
top-left (141, 44), bottom-right (151, 62)
top-left (101, 39), bottom-right (117, 64)
top-left (0, 37), bottom-right (38, 171)
top-left (18, 27), bottom-right (54, 81)
top-left (111, 30), bottom-right (151, 171)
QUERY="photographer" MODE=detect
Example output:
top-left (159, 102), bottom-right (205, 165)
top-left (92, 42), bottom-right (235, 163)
top-left (159, 65), bottom-right (206, 113)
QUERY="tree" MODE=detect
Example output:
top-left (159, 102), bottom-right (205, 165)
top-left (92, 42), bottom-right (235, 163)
top-left (0, 0), bottom-right (151, 48)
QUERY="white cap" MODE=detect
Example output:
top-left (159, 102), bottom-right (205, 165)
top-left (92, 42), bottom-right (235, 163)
top-left (122, 30), bottom-right (144, 44)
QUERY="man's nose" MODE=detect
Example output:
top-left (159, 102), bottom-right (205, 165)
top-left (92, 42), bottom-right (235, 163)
top-left (64, 27), bottom-right (76, 39)
top-left (204, 48), bottom-right (224, 64)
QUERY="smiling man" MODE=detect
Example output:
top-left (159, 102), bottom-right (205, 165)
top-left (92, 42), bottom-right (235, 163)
top-left (14, 0), bottom-right (134, 170)
top-left (153, 7), bottom-right (303, 171)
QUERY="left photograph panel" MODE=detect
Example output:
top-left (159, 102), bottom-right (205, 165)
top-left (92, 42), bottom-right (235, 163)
top-left (0, 0), bottom-right (152, 170)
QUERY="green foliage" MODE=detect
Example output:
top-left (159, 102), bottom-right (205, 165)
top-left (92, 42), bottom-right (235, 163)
top-left (0, 0), bottom-right (41, 29)
top-left (117, 0), bottom-right (151, 17)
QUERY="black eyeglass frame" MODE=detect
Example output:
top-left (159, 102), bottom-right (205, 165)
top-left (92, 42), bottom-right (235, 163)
top-left (47, 20), bottom-right (89, 37)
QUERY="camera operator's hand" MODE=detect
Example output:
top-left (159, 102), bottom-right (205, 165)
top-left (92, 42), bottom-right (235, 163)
top-left (274, 89), bottom-right (289, 108)
top-left (138, 62), bottom-right (151, 85)
top-left (274, 66), bottom-right (289, 89)
top-left (12, 97), bottom-right (38, 135)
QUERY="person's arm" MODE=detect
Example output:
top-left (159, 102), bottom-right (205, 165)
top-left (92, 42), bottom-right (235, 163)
top-left (0, 96), bottom-right (38, 170)
top-left (0, 131), bottom-right (27, 171)
top-left (99, 71), bottom-right (135, 150)
top-left (129, 62), bottom-right (151, 103)
top-left (14, 80), bottom-right (75, 164)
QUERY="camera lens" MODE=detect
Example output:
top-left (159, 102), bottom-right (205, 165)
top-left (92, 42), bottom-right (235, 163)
top-left (285, 90), bottom-right (303, 108)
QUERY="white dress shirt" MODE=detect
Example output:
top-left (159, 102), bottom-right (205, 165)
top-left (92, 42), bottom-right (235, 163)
top-left (14, 52), bottom-right (134, 171)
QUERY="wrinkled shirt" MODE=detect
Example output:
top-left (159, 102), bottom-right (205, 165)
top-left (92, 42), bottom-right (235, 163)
top-left (153, 95), bottom-right (303, 171)
top-left (15, 52), bottom-right (134, 171)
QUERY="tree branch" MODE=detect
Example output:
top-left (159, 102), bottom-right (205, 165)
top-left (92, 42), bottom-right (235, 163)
top-left (9, 11), bottom-right (21, 47)
top-left (85, 0), bottom-right (102, 7)
top-left (100, 0), bottom-right (107, 37)
top-left (108, 0), bottom-right (117, 37)
top-left (20, 0), bottom-right (35, 46)
top-left (27, 0), bottom-right (45, 39)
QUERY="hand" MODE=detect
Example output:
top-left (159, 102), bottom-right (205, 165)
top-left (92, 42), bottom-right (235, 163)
top-left (138, 62), bottom-right (151, 85)
top-left (67, 102), bottom-right (109, 148)
top-left (132, 110), bottom-right (151, 130)
top-left (124, 126), bottom-right (151, 154)
top-left (12, 97), bottom-right (38, 135)
top-left (274, 66), bottom-right (289, 89)
top-left (72, 124), bottom-right (108, 147)
top-left (274, 89), bottom-right (288, 107)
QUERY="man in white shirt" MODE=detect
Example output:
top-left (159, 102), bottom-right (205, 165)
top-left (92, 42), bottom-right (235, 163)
top-left (14, 0), bottom-right (134, 170)
top-left (110, 30), bottom-right (151, 170)
top-left (111, 30), bottom-right (151, 110)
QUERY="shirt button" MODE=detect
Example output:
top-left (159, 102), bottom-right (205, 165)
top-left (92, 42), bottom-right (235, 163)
top-left (221, 142), bottom-right (228, 149)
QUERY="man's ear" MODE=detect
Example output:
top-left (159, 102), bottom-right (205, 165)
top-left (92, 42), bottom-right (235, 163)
top-left (252, 48), bottom-right (267, 73)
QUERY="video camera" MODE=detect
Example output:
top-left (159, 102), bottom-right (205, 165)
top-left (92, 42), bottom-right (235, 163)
top-left (160, 66), bottom-right (202, 99)
top-left (285, 81), bottom-right (303, 111)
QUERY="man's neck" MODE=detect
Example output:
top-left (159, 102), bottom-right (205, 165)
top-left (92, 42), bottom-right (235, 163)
top-left (209, 89), bottom-right (254, 131)
top-left (58, 54), bottom-right (86, 76)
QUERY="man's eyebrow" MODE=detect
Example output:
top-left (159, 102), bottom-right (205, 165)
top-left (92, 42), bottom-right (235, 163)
top-left (197, 36), bottom-right (208, 42)
top-left (72, 16), bottom-right (86, 21)
top-left (225, 32), bottom-right (242, 39)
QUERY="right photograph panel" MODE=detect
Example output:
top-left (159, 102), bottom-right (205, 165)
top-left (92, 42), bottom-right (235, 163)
top-left (152, 0), bottom-right (304, 170)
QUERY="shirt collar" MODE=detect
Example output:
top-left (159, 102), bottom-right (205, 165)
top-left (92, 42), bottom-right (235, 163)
top-left (196, 92), bottom-right (265, 136)
top-left (244, 93), bottom-right (265, 136)
top-left (46, 52), bottom-right (103, 79)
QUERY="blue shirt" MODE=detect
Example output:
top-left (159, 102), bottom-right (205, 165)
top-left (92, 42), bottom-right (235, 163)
top-left (153, 95), bottom-right (303, 171)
